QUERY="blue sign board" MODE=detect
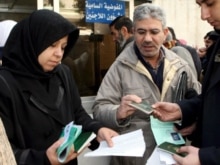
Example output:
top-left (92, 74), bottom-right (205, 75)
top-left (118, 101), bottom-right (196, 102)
top-left (85, 0), bottom-right (125, 23)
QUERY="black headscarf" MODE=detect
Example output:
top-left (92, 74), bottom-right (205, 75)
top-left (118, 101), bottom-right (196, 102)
top-left (1, 9), bottom-right (79, 79)
top-left (0, 10), bottom-right (79, 111)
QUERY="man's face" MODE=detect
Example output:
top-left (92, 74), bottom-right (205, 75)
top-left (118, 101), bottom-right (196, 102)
top-left (196, 0), bottom-right (220, 30)
top-left (134, 18), bottom-right (168, 59)
top-left (110, 25), bottom-right (126, 48)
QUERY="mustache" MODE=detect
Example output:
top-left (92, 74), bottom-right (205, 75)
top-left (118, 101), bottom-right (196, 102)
top-left (142, 41), bottom-right (154, 47)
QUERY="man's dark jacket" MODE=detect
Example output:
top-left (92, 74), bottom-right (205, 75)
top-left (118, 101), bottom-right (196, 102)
top-left (178, 36), bottom-right (220, 165)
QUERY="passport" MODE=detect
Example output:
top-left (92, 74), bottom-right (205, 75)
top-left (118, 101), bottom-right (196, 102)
top-left (157, 141), bottom-right (187, 157)
top-left (129, 101), bottom-right (153, 114)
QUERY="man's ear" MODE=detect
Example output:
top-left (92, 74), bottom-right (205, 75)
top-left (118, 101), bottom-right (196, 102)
top-left (120, 26), bottom-right (128, 35)
top-left (163, 28), bottom-right (169, 41)
top-left (163, 28), bottom-right (169, 36)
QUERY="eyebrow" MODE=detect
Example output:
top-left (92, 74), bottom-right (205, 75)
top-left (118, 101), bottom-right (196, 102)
top-left (201, 0), bottom-right (208, 3)
top-left (196, 0), bottom-right (207, 4)
top-left (136, 28), bottom-right (160, 31)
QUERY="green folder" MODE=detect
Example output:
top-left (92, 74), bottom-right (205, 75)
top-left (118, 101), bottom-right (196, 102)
top-left (74, 131), bottom-right (96, 152)
top-left (57, 121), bottom-right (96, 163)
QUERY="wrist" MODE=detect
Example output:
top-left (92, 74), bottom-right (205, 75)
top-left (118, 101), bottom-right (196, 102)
top-left (116, 107), bottom-right (123, 120)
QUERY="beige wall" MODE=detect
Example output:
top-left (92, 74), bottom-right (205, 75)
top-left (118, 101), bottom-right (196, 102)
top-left (154, 0), bottom-right (213, 47)
top-left (1, 0), bottom-right (214, 48)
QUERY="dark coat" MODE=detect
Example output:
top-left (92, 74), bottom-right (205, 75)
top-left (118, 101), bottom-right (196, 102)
top-left (178, 37), bottom-right (220, 165)
top-left (0, 10), bottom-right (104, 165)
top-left (0, 65), bottom-right (102, 165)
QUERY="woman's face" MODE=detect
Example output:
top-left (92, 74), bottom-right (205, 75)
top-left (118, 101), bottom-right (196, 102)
top-left (38, 36), bottom-right (68, 72)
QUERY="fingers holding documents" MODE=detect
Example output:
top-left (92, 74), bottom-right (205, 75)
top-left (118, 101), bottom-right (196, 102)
top-left (175, 122), bottom-right (197, 136)
top-left (65, 145), bottom-right (78, 163)
top-left (96, 127), bottom-right (119, 147)
top-left (117, 95), bottom-right (142, 119)
top-left (46, 138), bottom-right (78, 165)
top-left (46, 138), bottom-right (64, 165)
top-left (173, 146), bottom-right (200, 165)
top-left (152, 102), bottom-right (182, 121)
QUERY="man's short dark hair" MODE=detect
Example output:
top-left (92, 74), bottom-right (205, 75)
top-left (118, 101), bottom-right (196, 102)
top-left (109, 16), bottom-right (133, 33)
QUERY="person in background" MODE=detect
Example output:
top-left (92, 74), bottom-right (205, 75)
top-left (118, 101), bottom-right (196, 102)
top-left (101, 16), bottom-right (134, 78)
top-left (152, 1), bottom-right (220, 164)
top-left (197, 30), bottom-right (220, 78)
top-left (0, 20), bottom-right (17, 65)
top-left (93, 3), bottom-right (201, 165)
top-left (0, 9), bottom-right (118, 165)
top-left (168, 27), bottom-right (202, 80)
top-left (197, 30), bottom-right (219, 58)
top-left (164, 31), bottom-right (198, 79)
top-left (0, 117), bottom-right (17, 165)
top-left (109, 15), bottom-right (134, 56)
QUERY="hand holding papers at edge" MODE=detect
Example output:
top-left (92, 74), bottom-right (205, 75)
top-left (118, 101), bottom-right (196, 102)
top-left (84, 129), bottom-right (145, 157)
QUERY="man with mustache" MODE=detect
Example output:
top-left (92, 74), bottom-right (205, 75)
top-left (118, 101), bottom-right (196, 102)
top-left (93, 3), bottom-right (201, 165)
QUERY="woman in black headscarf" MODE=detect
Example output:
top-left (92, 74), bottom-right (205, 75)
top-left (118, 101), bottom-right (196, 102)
top-left (0, 9), bottom-right (118, 165)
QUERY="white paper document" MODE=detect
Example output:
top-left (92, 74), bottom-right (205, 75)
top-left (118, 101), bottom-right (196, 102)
top-left (159, 150), bottom-right (176, 165)
top-left (146, 147), bottom-right (165, 165)
top-left (146, 147), bottom-right (176, 165)
top-left (84, 129), bottom-right (145, 157)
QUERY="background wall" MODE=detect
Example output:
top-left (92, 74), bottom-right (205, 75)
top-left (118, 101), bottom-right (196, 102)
top-left (0, 0), bottom-right (214, 48)
top-left (153, 0), bottom-right (213, 48)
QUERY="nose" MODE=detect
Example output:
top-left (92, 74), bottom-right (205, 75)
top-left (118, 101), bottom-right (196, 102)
top-left (112, 35), bottom-right (117, 42)
top-left (200, 4), bottom-right (210, 21)
top-left (55, 47), bottom-right (64, 57)
top-left (143, 32), bottom-right (152, 42)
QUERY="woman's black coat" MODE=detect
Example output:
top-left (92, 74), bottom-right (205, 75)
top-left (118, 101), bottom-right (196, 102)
top-left (0, 66), bottom-right (102, 165)
top-left (0, 9), bottom-right (103, 165)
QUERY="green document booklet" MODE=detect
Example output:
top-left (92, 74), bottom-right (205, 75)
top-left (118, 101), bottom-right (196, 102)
top-left (57, 121), bottom-right (96, 163)
top-left (150, 116), bottom-right (185, 146)
top-left (158, 141), bottom-right (187, 157)
top-left (129, 101), bottom-right (153, 114)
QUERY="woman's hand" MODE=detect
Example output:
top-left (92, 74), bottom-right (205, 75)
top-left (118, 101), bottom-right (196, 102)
top-left (46, 138), bottom-right (78, 165)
